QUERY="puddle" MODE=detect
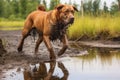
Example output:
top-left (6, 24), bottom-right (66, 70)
top-left (2, 49), bottom-right (120, 80)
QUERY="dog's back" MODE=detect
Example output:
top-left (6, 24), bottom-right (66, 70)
top-left (24, 5), bottom-right (46, 41)
top-left (24, 5), bottom-right (47, 31)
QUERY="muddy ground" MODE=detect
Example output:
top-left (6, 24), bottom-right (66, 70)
top-left (0, 30), bottom-right (82, 79)
top-left (0, 30), bottom-right (120, 79)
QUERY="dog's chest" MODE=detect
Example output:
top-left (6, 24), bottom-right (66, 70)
top-left (49, 24), bottom-right (67, 41)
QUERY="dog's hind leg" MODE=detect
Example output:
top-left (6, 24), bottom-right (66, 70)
top-left (35, 36), bottom-right (43, 54)
top-left (17, 20), bottom-right (33, 52)
top-left (17, 29), bottom-right (30, 52)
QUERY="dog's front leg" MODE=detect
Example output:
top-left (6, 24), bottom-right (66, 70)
top-left (58, 34), bottom-right (68, 56)
top-left (43, 35), bottom-right (56, 60)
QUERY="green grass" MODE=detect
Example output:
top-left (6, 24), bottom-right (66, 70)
top-left (0, 21), bottom-right (24, 30)
top-left (68, 16), bottom-right (120, 40)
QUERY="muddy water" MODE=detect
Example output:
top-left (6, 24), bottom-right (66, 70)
top-left (2, 49), bottom-right (120, 80)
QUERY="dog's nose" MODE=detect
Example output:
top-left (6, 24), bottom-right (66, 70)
top-left (70, 17), bottom-right (74, 24)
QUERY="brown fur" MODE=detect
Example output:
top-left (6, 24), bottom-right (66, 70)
top-left (17, 4), bottom-right (78, 59)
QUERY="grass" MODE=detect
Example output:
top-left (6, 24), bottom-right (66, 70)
top-left (0, 21), bottom-right (24, 30)
top-left (0, 16), bottom-right (120, 40)
top-left (68, 16), bottom-right (120, 40)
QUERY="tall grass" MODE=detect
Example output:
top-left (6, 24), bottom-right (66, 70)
top-left (0, 16), bottom-right (120, 40)
top-left (68, 15), bottom-right (120, 40)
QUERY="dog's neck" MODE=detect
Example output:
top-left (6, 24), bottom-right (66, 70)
top-left (47, 10), bottom-right (57, 25)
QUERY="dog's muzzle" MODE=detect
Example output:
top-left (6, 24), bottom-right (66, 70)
top-left (69, 17), bottom-right (74, 24)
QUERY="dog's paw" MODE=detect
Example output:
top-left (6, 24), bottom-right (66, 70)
top-left (57, 51), bottom-right (62, 56)
top-left (17, 47), bottom-right (22, 52)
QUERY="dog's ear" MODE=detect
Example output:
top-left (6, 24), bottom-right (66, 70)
top-left (55, 4), bottom-right (64, 11)
top-left (72, 6), bottom-right (78, 12)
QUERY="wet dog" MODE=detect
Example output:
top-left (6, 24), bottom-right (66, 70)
top-left (17, 4), bottom-right (78, 59)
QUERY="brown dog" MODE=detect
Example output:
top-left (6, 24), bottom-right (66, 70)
top-left (17, 4), bottom-right (78, 59)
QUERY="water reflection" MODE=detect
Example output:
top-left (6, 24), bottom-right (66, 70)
top-left (24, 61), bottom-right (69, 80)
top-left (2, 48), bottom-right (120, 80)
top-left (79, 48), bottom-right (120, 64)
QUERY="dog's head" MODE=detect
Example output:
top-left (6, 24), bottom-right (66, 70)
top-left (55, 4), bottom-right (78, 25)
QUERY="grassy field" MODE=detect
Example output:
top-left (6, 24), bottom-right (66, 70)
top-left (68, 16), bottom-right (120, 40)
top-left (0, 16), bottom-right (120, 40)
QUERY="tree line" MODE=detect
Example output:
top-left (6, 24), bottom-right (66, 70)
top-left (0, 0), bottom-right (120, 20)
top-left (81, 0), bottom-right (120, 16)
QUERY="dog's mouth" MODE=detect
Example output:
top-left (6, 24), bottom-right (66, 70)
top-left (63, 18), bottom-right (74, 25)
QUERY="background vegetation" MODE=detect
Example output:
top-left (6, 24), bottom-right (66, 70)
top-left (0, 0), bottom-right (120, 40)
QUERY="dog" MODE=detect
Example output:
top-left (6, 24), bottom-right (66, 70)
top-left (17, 4), bottom-right (78, 59)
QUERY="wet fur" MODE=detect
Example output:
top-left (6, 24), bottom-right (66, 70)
top-left (50, 21), bottom-right (68, 41)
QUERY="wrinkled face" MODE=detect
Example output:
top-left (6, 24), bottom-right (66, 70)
top-left (56, 4), bottom-right (78, 25)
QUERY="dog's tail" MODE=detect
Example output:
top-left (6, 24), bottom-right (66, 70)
top-left (37, 5), bottom-right (46, 11)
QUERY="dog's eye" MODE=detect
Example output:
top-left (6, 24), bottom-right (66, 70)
top-left (71, 10), bottom-right (74, 14)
